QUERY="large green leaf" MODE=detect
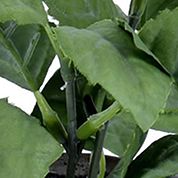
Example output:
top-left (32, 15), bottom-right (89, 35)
top-left (104, 111), bottom-right (145, 178)
top-left (139, 8), bottom-right (178, 82)
top-left (0, 23), bottom-right (54, 90)
top-left (88, 19), bottom-right (161, 66)
top-left (125, 135), bottom-right (178, 178)
top-left (137, 0), bottom-right (178, 28)
top-left (32, 69), bottom-right (67, 126)
top-left (0, 99), bottom-right (63, 178)
top-left (44, 0), bottom-right (126, 28)
top-left (53, 21), bottom-right (172, 131)
top-left (0, 0), bottom-right (47, 25)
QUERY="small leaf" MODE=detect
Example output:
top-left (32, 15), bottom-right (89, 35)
top-left (0, 23), bottom-right (54, 90)
top-left (54, 21), bottom-right (172, 131)
top-left (0, 99), bottom-right (63, 178)
top-left (77, 101), bottom-right (121, 140)
top-left (44, 0), bottom-right (126, 28)
top-left (32, 69), bottom-right (67, 127)
top-left (0, 0), bottom-right (47, 25)
top-left (125, 135), bottom-right (178, 178)
top-left (128, 0), bottom-right (147, 29)
top-left (104, 111), bottom-right (141, 156)
top-left (139, 8), bottom-right (178, 82)
top-left (105, 111), bottom-right (145, 178)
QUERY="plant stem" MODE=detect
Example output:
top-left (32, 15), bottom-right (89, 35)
top-left (88, 123), bottom-right (108, 178)
top-left (44, 25), bottom-right (59, 56)
top-left (61, 61), bottom-right (78, 178)
top-left (98, 151), bottom-right (106, 178)
top-left (45, 24), bottom-right (80, 177)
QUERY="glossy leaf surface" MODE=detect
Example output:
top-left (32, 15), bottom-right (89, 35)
top-left (54, 21), bottom-right (171, 131)
top-left (0, 23), bottom-right (54, 90)
top-left (0, 99), bottom-right (63, 178)
top-left (125, 135), bottom-right (178, 178)
top-left (44, 0), bottom-right (126, 28)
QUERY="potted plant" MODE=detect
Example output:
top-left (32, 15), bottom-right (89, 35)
top-left (1, 0), bottom-right (178, 177)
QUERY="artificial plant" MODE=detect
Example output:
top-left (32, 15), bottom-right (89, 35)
top-left (1, 0), bottom-right (178, 178)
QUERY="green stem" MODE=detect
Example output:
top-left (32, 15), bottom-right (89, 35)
top-left (45, 24), bottom-right (79, 176)
top-left (94, 101), bottom-right (121, 127)
top-left (44, 25), bottom-right (61, 57)
top-left (88, 124), bottom-right (108, 178)
top-left (60, 60), bottom-right (78, 178)
top-left (98, 151), bottom-right (106, 178)
top-left (77, 101), bottom-right (122, 140)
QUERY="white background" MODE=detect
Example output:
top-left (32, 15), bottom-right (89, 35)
top-left (0, 0), bottom-right (169, 155)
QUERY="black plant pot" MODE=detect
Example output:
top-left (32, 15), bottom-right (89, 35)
top-left (45, 153), bottom-right (119, 178)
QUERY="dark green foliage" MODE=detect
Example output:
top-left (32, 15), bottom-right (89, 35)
top-left (0, 0), bottom-right (178, 177)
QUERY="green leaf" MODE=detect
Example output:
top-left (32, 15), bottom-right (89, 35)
top-left (153, 84), bottom-right (178, 133)
top-left (105, 111), bottom-right (145, 178)
top-left (138, 0), bottom-right (178, 28)
top-left (0, 99), bottom-right (63, 178)
top-left (0, 0), bottom-right (47, 25)
top-left (32, 69), bottom-right (67, 127)
top-left (154, 113), bottom-right (178, 134)
top-left (54, 21), bottom-right (172, 131)
top-left (77, 101), bottom-right (121, 140)
top-left (138, 8), bottom-right (178, 133)
top-left (90, 19), bottom-right (168, 76)
top-left (125, 135), bottom-right (178, 178)
top-left (104, 111), bottom-right (141, 156)
top-left (139, 8), bottom-right (178, 82)
top-left (44, 0), bottom-right (126, 28)
top-left (0, 23), bottom-right (54, 90)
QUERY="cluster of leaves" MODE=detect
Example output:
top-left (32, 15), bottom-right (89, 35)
top-left (1, 0), bottom-right (178, 178)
